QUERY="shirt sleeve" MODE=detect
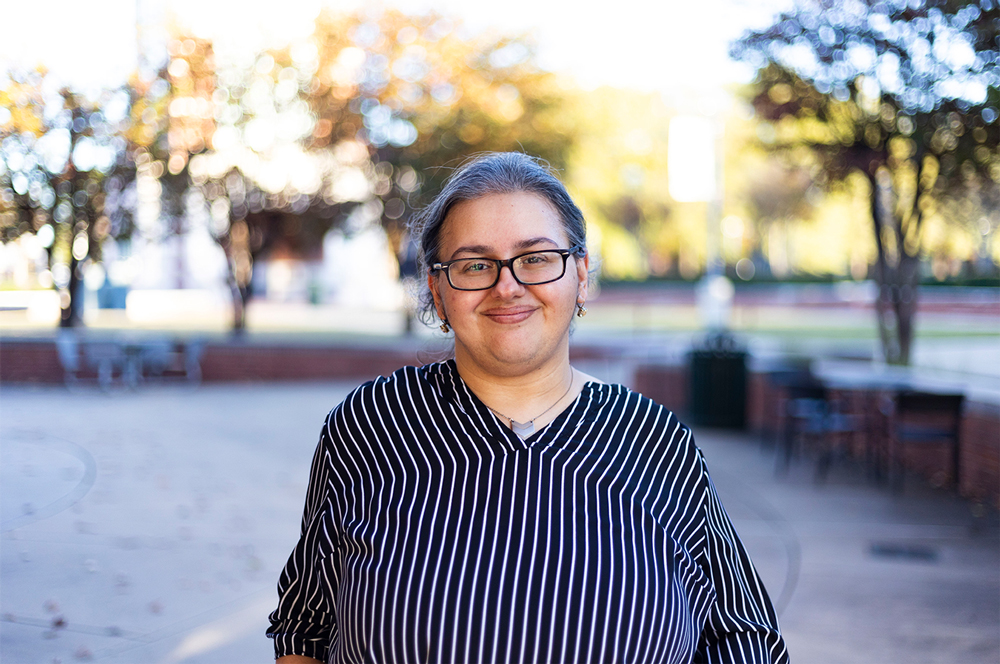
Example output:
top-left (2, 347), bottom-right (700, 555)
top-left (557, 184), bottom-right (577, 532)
top-left (267, 409), bottom-right (342, 662)
top-left (694, 454), bottom-right (790, 664)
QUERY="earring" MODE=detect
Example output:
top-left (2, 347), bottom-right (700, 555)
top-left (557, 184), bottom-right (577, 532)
top-left (576, 303), bottom-right (587, 318)
top-left (439, 319), bottom-right (451, 333)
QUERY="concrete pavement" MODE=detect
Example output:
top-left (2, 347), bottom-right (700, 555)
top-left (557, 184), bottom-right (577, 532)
top-left (700, 430), bottom-right (999, 663)
top-left (1, 379), bottom-right (997, 663)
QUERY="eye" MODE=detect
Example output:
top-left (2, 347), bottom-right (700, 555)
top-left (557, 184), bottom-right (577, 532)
top-left (519, 252), bottom-right (555, 266)
top-left (459, 259), bottom-right (494, 274)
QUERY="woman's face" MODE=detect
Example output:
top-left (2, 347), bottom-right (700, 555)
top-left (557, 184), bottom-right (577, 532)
top-left (429, 191), bottom-right (588, 379)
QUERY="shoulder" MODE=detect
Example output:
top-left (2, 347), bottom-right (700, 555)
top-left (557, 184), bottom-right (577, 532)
top-left (586, 381), bottom-right (702, 459)
top-left (579, 383), bottom-right (709, 529)
top-left (326, 362), bottom-right (444, 429)
top-left (590, 381), bottom-right (692, 430)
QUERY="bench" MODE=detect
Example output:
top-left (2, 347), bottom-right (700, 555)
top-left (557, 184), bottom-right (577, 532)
top-left (56, 335), bottom-right (203, 389)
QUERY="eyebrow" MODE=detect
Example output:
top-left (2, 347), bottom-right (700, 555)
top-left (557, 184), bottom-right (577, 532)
top-left (450, 237), bottom-right (561, 258)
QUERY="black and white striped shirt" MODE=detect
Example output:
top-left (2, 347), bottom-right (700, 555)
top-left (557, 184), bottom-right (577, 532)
top-left (268, 360), bottom-right (788, 663)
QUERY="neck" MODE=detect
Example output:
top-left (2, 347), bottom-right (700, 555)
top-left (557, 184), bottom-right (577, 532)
top-left (455, 351), bottom-right (576, 426)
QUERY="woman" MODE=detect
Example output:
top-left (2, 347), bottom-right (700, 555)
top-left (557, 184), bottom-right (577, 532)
top-left (267, 152), bottom-right (789, 664)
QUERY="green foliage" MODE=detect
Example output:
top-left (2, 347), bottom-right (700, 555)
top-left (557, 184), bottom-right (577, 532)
top-left (182, 8), bottom-right (575, 305)
top-left (559, 87), bottom-right (675, 279)
top-left (297, 8), bottom-right (574, 248)
top-left (0, 70), bottom-right (145, 324)
top-left (2, 9), bottom-right (579, 329)
top-left (137, 8), bottom-right (577, 329)
top-left (731, 0), bottom-right (1000, 228)
top-left (731, 0), bottom-right (1000, 363)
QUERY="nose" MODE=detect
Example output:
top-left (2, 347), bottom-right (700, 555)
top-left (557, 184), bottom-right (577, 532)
top-left (491, 261), bottom-right (524, 297)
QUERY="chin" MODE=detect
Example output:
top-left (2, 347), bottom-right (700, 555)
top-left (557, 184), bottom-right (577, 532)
top-left (488, 349), bottom-right (542, 373)
top-left (455, 316), bottom-right (573, 374)
top-left (488, 336), bottom-right (566, 375)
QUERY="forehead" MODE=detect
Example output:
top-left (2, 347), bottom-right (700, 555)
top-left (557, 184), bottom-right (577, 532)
top-left (439, 191), bottom-right (566, 251)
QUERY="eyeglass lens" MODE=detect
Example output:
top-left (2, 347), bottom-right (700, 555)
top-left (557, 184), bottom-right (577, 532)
top-left (448, 251), bottom-right (566, 289)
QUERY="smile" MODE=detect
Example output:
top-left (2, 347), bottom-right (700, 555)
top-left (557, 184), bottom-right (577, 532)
top-left (482, 307), bottom-right (535, 324)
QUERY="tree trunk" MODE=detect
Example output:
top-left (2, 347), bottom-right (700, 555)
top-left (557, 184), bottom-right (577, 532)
top-left (224, 257), bottom-right (249, 335)
top-left (59, 255), bottom-right (84, 328)
top-left (868, 169), bottom-right (919, 365)
top-left (60, 113), bottom-right (86, 329)
top-left (894, 253), bottom-right (920, 365)
top-left (219, 238), bottom-right (251, 335)
top-left (229, 280), bottom-right (246, 334)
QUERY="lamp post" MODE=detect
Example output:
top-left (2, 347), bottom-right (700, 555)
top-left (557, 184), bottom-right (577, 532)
top-left (668, 115), bottom-right (733, 331)
top-left (669, 115), bottom-right (745, 429)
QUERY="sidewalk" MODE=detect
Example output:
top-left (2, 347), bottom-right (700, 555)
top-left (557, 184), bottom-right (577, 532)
top-left (2, 380), bottom-right (998, 663)
top-left (698, 430), bottom-right (999, 663)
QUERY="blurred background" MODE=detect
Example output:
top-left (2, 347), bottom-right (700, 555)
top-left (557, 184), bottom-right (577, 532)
top-left (0, 0), bottom-right (995, 343)
top-left (1, 0), bottom-right (998, 662)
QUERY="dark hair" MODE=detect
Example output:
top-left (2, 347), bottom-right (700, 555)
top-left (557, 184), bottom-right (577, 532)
top-left (409, 152), bottom-right (587, 325)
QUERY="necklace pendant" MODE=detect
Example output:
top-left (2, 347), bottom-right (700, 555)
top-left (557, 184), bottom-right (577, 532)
top-left (510, 419), bottom-right (535, 437)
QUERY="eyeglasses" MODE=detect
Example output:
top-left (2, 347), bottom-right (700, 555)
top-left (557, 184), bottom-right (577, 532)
top-left (431, 245), bottom-right (584, 291)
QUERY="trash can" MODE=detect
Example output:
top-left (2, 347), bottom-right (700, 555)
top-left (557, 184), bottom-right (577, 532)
top-left (688, 333), bottom-right (747, 429)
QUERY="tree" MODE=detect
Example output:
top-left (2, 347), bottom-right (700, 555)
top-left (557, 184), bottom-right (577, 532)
top-left (559, 87), bottom-right (677, 280)
top-left (177, 8), bottom-right (574, 331)
top-left (1, 70), bottom-right (139, 326)
top-left (731, 0), bottom-right (999, 364)
top-left (142, 35), bottom-right (250, 324)
top-left (744, 157), bottom-right (818, 278)
top-left (300, 9), bottom-right (573, 226)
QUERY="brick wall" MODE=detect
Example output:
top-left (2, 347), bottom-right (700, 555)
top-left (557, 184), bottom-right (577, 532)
top-left (747, 372), bottom-right (777, 439)
top-left (0, 340), bottom-right (64, 383)
top-left (198, 343), bottom-right (426, 381)
top-left (0, 337), bottom-right (430, 384)
top-left (632, 364), bottom-right (688, 416)
top-left (961, 402), bottom-right (1000, 508)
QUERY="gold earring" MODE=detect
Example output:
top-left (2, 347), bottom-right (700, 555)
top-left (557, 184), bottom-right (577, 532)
top-left (576, 303), bottom-right (587, 318)
top-left (439, 319), bottom-right (450, 333)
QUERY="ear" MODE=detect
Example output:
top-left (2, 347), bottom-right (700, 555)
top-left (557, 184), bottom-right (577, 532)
top-left (428, 270), bottom-right (445, 319)
top-left (575, 251), bottom-right (590, 304)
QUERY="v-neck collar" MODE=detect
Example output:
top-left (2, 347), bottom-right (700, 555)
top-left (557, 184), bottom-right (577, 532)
top-left (424, 359), bottom-right (609, 452)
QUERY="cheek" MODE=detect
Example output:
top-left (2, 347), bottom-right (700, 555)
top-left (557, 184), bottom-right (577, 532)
top-left (443, 289), bottom-right (480, 315)
top-left (552, 282), bottom-right (581, 314)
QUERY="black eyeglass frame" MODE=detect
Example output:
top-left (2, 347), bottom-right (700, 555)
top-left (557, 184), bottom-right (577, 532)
top-left (431, 244), bottom-right (585, 291)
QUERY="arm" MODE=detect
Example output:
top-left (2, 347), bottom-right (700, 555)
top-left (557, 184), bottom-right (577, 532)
top-left (694, 460), bottom-right (789, 664)
top-left (276, 657), bottom-right (324, 664)
top-left (267, 412), bottom-right (342, 662)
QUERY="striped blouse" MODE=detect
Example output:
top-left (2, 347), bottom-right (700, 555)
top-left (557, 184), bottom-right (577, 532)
top-left (267, 360), bottom-right (788, 664)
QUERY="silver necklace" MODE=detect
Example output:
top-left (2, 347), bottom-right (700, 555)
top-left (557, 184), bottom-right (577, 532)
top-left (485, 376), bottom-right (574, 438)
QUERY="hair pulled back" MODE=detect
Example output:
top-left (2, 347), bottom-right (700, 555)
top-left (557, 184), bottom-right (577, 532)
top-left (409, 152), bottom-right (587, 326)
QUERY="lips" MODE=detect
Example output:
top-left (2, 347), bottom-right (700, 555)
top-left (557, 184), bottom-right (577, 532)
top-left (482, 306), bottom-right (535, 324)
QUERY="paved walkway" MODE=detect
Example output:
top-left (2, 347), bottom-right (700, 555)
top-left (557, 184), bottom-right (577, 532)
top-left (1, 380), bottom-right (997, 663)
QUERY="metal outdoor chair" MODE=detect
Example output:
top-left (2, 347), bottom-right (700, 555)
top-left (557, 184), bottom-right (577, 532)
top-left (768, 369), bottom-right (827, 469)
top-left (768, 368), bottom-right (864, 480)
top-left (808, 395), bottom-right (864, 482)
